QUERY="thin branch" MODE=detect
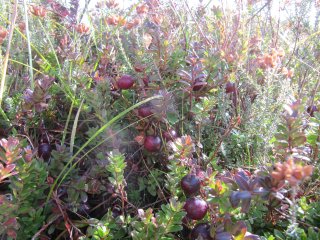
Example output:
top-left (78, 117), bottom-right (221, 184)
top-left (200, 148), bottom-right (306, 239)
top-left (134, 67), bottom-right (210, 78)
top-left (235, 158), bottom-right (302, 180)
top-left (183, 0), bottom-right (214, 47)
top-left (246, 0), bottom-right (270, 25)
top-left (31, 215), bottom-right (60, 240)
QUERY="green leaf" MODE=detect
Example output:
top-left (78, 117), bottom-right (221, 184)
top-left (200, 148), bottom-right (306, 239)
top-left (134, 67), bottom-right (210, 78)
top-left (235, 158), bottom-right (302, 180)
top-left (273, 229), bottom-right (285, 240)
top-left (168, 224), bottom-right (182, 232)
top-left (307, 134), bottom-right (318, 145)
top-left (292, 135), bottom-right (306, 146)
top-left (167, 112), bottom-right (179, 125)
top-left (274, 133), bottom-right (287, 141)
top-left (274, 140), bottom-right (288, 148)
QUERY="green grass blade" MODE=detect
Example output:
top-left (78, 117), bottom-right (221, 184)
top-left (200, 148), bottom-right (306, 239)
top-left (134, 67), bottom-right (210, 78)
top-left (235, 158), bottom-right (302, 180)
top-left (61, 101), bottom-right (74, 146)
top-left (23, 0), bottom-right (34, 89)
top-left (37, 19), bottom-right (61, 71)
top-left (70, 99), bottom-right (84, 154)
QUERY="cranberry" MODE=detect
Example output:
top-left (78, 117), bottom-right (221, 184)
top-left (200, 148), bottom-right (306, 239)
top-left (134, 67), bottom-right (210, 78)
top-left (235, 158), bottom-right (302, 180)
top-left (190, 223), bottom-right (213, 240)
top-left (307, 105), bottom-right (318, 117)
top-left (112, 206), bottom-right (122, 218)
top-left (193, 81), bottom-right (207, 91)
top-left (225, 82), bottom-right (236, 93)
top-left (144, 136), bottom-right (161, 152)
top-left (162, 129), bottom-right (178, 141)
top-left (38, 143), bottom-right (52, 161)
top-left (184, 197), bottom-right (208, 220)
top-left (181, 174), bottom-right (200, 196)
top-left (142, 76), bottom-right (149, 86)
top-left (134, 64), bottom-right (146, 72)
top-left (117, 75), bottom-right (134, 89)
top-left (138, 106), bottom-right (153, 118)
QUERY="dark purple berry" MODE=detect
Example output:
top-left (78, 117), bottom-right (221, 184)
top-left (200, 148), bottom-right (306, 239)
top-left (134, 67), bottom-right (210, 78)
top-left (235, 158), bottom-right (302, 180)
top-left (184, 197), bottom-right (208, 220)
top-left (181, 174), bottom-right (200, 196)
top-left (190, 223), bottom-right (213, 240)
top-left (38, 143), bottom-right (52, 161)
top-left (112, 206), bottom-right (122, 218)
top-left (138, 106), bottom-right (153, 118)
top-left (142, 76), bottom-right (149, 86)
top-left (307, 105), bottom-right (318, 117)
top-left (193, 81), bottom-right (207, 91)
top-left (117, 75), bottom-right (134, 89)
top-left (144, 136), bottom-right (161, 152)
top-left (163, 129), bottom-right (178, 141)
top-left (225, 82), bottom-right (236, 93)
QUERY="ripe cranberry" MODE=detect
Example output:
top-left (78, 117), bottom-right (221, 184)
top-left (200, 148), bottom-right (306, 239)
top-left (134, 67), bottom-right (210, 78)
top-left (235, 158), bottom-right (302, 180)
top-left (181, 174), bottom-right (200, 196)
top-left (117, 75), bottom-right (134, 89)
top-left (142, 76), bottom-right (149, 86)
top-left (138, 106), bottom-right (153, 118)
top-left (225, 82), bottom-right (236, 93)
top-left (184, 198), bottom-right (208, 220)
top-left (0, 27), bottom-right (7, 39)
top-left (307, 105), bottom-right (318, 117)
top-left (162, 129), bottom-right (178, 141)
top-left (144, 136), bottom-right (161, 152)
top-left (134, 64), bottom-right (146, 72)
top-left (190, 223), bottom-right (213, 240)
top-left (38, 143), bottom-right (52, 161)
top-left (112, 206), bottom-right (122, 218)
top-left (193, 81), bottom-right (207, 91)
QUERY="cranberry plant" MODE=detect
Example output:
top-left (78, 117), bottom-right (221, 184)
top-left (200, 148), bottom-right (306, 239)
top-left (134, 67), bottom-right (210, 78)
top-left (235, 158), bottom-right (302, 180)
top-left (0, 0), bottom-right (319, 239)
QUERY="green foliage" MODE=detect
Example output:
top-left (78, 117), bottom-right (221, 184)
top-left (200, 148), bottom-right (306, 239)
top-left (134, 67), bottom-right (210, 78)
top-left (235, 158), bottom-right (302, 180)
top-left (81, 211), bottom-right (128, 240)
top-left (49, 144), bottom-right (72, 178)
top-left (165, 159), bottom-right (188, 196)
top-left (131, 199), bottom-right (186, 240)
top-left (81, 218), bottom-right (112, 240)
top-left (12, 159), bottom-right (48, 239)
top-left (1, 0), bottom-right (320, 239)
top-left (298, 198), bottom-right (320, 228)
top-left (138, 169), bottom-right (164, 197)
top-left (106, 150), bottom-right (127, 190)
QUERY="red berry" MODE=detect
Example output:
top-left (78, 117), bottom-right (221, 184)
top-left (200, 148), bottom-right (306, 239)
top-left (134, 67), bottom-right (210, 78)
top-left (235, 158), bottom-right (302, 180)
top-left (117, 75), bottom-right (134, 89)
top-left (307, 105), bottom-right (318, 117)
top-left (138, 106), bottom-right (153, 118)
top-left (193, 81), bottom-right (207, 91)
top-left (190, 223), bottom-right (213, 240)
top-left (225, 82), bottom-right (236, 93)
top-left (162, 129), bottom-right (178, 141)
top-left (181, 174), bottom-right (201, 196)
top-left (38, 143), bottom-right (52, 161)
top-left (144, 136), bottom-right (161, 152)
top-left (134, 64), bottom-right (146, 72)
top-left (184, 198), bottom-right (208, 220)
top-left (142, 76), bottom-right (149, 86)
top-left (112, 206), bottom-right (122, 218)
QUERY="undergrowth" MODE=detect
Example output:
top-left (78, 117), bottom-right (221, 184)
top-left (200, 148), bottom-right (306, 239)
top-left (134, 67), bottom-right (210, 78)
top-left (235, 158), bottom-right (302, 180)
top-left (0, 0), bottom-right (319, 239)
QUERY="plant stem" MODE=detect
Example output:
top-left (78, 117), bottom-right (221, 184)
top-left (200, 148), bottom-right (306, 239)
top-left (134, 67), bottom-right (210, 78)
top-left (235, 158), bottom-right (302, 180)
top-left (291, 185), bottom-right (297, 227)
top-left (61, 101), bottom-right (74, 146)
top-left (116, 30), bottom-right (134, 71)
top-left (0, 0), bottom-right (18, 106)
top-left (23, 0), bottom-right (34, 89)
